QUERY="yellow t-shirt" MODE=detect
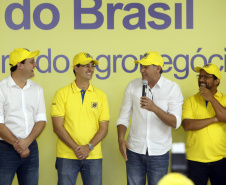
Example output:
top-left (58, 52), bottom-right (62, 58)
top-left (182, 91), bottom-right (226, 162)
top-left (51, 81), bottom-right (110, 159)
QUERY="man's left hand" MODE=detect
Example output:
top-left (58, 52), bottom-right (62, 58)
top-left (13, 138), bottom-right (29, 154)
top-left (74, 145), bottom-right (90, 160)
top-left (140, 96), bottom-right (157, 112)
top-left (199, 87), bottom-right (214, 101)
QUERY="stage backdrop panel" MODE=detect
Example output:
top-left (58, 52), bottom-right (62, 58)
top-left (0, 0), bottom-right (225, 184)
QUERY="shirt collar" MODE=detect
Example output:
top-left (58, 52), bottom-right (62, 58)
top-left (7, 75), bottom-right (31, 89)
top-left (215, 91), bottom-right (223, 98)
top-left (72, 81), bottom-right (94, 93)
top-left (7, 75), bottom-right (16, 87)
top-left (197, 90), bottom-right (223, 98)
top-left (148, 75), bottom-right (163, 89)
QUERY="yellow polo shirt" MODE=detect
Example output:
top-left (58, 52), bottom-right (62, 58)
top-left (182, 91), bottom-right (226, 162)
top-left (51, 81), bottom-right (110, 159)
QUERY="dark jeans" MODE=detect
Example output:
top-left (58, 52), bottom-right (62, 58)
top-left (126, 149), bottom-right (169, 185)
top-left (56, 157), bottom-right (102, 185)
top-left (0, 140), bottom-right (39, 185)
top-left (188, 158), bottom-right (226, 185)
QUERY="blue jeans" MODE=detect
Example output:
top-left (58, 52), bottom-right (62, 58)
top-left (188, 158), bottom-right (226, 185)
top-left (56, 157), bottom-right (102, 185)
top-left (0, 140), bottom-right (39, 185)
top-left (126, 149), bottom-right (169, 185)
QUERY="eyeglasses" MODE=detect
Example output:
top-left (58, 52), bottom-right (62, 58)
top-left (196, 75), bottom-right (214, 79)
top-left (78, 64), bottom-right (96, 68)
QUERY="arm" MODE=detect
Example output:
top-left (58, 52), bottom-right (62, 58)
top-left (75, 121), bottom-right (109, 160)
top-left (52, 116), bottom-right (80, 154)
top-left (141, 97), bottom-right (177, 129)
top-left (89, 121), bottom-right (109, 146)
top-left (182, 117), bottom-right (219, 131)
top-left (182, 88), bottom-right (226, 131)
top-left (182, 93), bottom-right (221, 131)
top-left (0, 124), bottom-right (30, 158)
top-left (0, 124), bottom-right (17, 145)
top-left (116, 82), bottom-right (133, 160)
top-left (200, 87), bottom-right (226, 122)
top-left (210, 99), bottom-right (226, 122)
top-left (13, 121), bottom-right (46, 157)
top-left (0, 92), bottom-right (19, 146)
top-left (117, 124), bottom-right (130, 161)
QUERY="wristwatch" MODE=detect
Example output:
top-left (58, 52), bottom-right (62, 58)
top-left (88, 143), bottom-right (94, 151)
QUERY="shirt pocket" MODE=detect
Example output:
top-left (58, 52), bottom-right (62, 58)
top-left (154, 100), bottom-right (169, 112)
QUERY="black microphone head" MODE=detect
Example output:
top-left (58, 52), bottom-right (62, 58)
top-left (142, 80), bottom-right (148, 85)
top-left (142, 80), bottom-right (148, 97)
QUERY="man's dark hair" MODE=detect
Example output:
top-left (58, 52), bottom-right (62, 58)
top-left (153, 65), bottom-right (163, 74)
top-left (73, 64), bottom-right (81, 76)
top-left (10, 59), bottom-right (25, 72)
top-left (213, 75), bottom-right (217, 80)
top-left (213, 75), bottom-right (220, 86)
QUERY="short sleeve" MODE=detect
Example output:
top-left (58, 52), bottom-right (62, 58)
top-left (182, 97), bottom-right (194, 120)
top-left (51, 90), bottom-right (66, 117)
top-left (99, 92), bottom-right (110, 122)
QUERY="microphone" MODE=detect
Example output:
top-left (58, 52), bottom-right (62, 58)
top-left (142, 80), bottom-right (148, 96)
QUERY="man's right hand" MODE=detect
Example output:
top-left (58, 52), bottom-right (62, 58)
top-left (74, 145), bottom-right (90, 160)
top-left (20, 148), bottom-right (30, 158)
top-left (118, 139), bottom-right (130, 161)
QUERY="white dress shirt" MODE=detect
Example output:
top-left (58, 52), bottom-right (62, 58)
top-left (0, 75), bottom-right (47, 139)
top-left (117, 76), bottom-right (183, 155)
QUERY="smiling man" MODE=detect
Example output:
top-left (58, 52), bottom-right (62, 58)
top-left (51, 52), bottom-right (110, 185)
top-left (182, 63), bottom-right (226, 185)
top-left (116, 51), bottom-right (183, 185)
top-left (0, 48), bottom-right (47, 185)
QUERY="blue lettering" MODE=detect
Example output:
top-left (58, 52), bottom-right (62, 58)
top-left (191, 48), bottom-right (207, 71)
top-left (95, 55), bottom-right (111, 79)
top-left (74, 0), bottom-right (103, 29)
top-left (107, 3), bottom-right (123, 29)
top-left (2, 47), bottom-right (224, 81)
top-left (208, 54), bottom-right (224, 71)
top-left (122, 55), bottom-right (138, 73)
top-left (36, 48), bottom-right (52, 73)
top-left (53, 55), bottom-right (70, 73)
top-left (162, 54), bottom-right (172, 73)
top-left (113, 55), bottom-right (123, 72)
top-left (225, 48), bottom-right (226, 72)
top-left (2, 55), bottom-right (9, 73)
top-left (173, 54), bottom-right (189, 79)
top-left (186, 0), bottom-right (194, 29)
top-left (123, 3), bottom-right (146, 30)
top-left (5, 0), bottom-right (30, 30)
top-left (148, 3), bottom-right (171, 30)
top-left (175, 3), bottom-right (182, 29)
top-left (33, 3), bottom-right (60, 30)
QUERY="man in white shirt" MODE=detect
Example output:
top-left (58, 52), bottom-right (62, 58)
top-left (0, 48), bottom-right (47, 185)
top-left (117, 51), bottom-right (183, 185)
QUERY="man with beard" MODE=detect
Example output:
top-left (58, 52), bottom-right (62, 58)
top-left (117, 51), bottom-right (183, 185)
top-left (182, 63), bottom-right (226, 185)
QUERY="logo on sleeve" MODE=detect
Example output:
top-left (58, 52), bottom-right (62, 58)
top-left (91, 102), bottom-right (98, 109)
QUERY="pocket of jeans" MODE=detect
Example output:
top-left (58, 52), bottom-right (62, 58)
top-left (28, 140), bottom-right (38, 152)
top-left (0, 141), bottom-right (14, 151)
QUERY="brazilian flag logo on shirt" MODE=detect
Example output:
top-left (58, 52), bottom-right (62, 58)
top-left (91, 102), bottom-right (98, 109)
